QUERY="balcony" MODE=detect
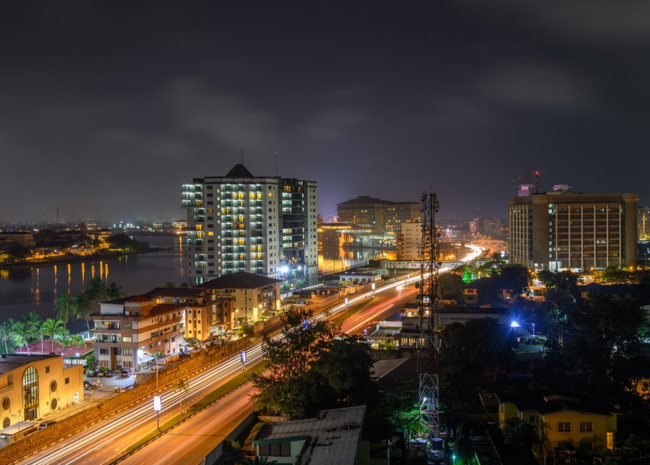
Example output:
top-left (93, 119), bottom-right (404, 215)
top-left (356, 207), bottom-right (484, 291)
top-left (94, 323), bottom-right (121, 331)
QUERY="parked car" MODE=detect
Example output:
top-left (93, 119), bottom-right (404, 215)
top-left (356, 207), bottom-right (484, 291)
top-left (105, 370), bottom-right (115, 378)
top-left (97, 370), bottom-right (106, 377)
top-left (86, 369), bottom-right (97, 377)
top-left (119, 370), bottom-right (130, 378)
top-left (38, 421), bottom-right (57, 430)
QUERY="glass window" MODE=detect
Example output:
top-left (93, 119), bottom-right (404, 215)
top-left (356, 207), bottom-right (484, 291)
top-left (23, 367), bottom-right (39, 421)
top-left (558, 422), bottom-right (571, 432)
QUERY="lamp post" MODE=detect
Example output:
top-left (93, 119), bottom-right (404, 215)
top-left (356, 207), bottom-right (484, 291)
top-left (153, 355), bottom-right (161, 430)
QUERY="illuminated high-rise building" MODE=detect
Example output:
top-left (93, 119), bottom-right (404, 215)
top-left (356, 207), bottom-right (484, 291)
top-left (509, 185), bottom-right (637, 272)
top-left (639, 206), bottom-right (650, 241)
top-left (181, 164), bottom-right (317, 284)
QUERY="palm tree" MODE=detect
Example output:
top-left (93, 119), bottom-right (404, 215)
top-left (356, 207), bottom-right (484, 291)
top-left (36, 320), bottom-right (47, 354)
top-left (54, 292), bottom-right (75, 328)
top-left (55, 327), bottom-right (71, 351)
top-left (11, 321), bottom-right (29, 352)
top-left (73, 292), bottom-right (93, 331)
top-left (172, 378), bottom-right (190, 415)
top-left (85, 277), bottom-right (108, 304)
top-left (42, 318), bottom-right (64, 352)
top-left (0, 321), bottom-right (14, 354)
top-left (106, 282), bottom-right (125, 300)
top-left (67, 334), bottom-right (86, 354)
top-left (22, 311), bottom-right (41, 344)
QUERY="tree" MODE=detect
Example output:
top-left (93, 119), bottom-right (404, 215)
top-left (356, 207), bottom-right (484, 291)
top-left (4, 245), bottom-right (31, 261)
top-left (172, 378), bottom-right (190, 415)
top-left (600, 434), bottom-right (650, 464)
top-left (251, 307), bottom-right (337, 419)
top-left (164, 281), bottom-right (176, 288)
top-left (564, 295), bottom-right (647, 392)
top-left (502, 417), bottom-right (539, 462)
top-left (237, 324), bottom-right (254, 337)
top-left (73, 292), bottom-right (93, 331)
top-left (438, 273), bottom-right (465, 300)
top-left (11, 321), bottom-right (29, 352)
top-left (85, 277), bottom-right (108, 305)
top-left (67, 334), bottom-right (86, 353)
top-left (0, 320), bottom-right (15, 354)
top-left (54, 292), bottom-right (75, 328)
top-left (21, 311), bottom-right (41, 344)
top-left (42, 318), bottom-right (64, 352)
top-left (106, 282), bottom-right (125, 300)
top-left (496, 265), bottom-right (531, 294)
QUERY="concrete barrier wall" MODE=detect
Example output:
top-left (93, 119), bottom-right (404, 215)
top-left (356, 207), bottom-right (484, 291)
top-left (0, 336), bottom-right (254, 465)
top-left (201, 411), bottom-right (257, 465)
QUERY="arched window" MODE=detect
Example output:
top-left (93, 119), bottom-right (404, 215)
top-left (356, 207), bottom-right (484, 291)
top-left (23, 366), bottom-right (39, 421)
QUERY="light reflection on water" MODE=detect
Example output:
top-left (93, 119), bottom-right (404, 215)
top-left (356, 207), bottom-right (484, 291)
top-left (0, 237), bottom-right (390, 330)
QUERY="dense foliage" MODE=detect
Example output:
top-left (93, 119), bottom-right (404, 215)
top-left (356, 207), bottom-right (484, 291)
top-left (250, 307), bottom-right (379, 419)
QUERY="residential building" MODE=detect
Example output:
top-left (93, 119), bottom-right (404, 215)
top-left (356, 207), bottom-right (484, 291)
top-left (91, 296), bottom-right (186, 371)
top-left (497, 390), bottom-right (617, 458)
top-left (396, 222), bottom-right (421, 260)
top-left (181, 164), bottom-right (317, 285)
top-left (145, 287), bottom-right (235, 340)
top-left (639, 206), bottom-right (650, 241)
top-left (509, 185), bottom-right (637, 271)
top-left (253, 406), bottom-right (366, 465)
top-left (0, 354), bottom-right (84, 427)
top-left (337, 196), bottom-right (420, 236)
top-left (197, 271), bottom-right (281, 324)
top-left (0, 231), bottom-right (36, 249)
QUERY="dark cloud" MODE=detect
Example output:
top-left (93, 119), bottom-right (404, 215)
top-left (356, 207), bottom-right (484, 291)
top-left (1, 0), bottom-right (649, 223)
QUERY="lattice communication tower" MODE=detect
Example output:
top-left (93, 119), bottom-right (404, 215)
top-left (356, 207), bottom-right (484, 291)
top-left (417, 192), bottom-right (442, 442)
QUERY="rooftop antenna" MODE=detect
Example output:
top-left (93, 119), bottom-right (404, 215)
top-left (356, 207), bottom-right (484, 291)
top-left (535, 170), bottom-right (540, 193)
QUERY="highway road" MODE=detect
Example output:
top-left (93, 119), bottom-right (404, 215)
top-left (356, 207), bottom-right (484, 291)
top-left (119, 285), bottom-right (419, 465)
top-left (17, 275), bottom-right (422, 465)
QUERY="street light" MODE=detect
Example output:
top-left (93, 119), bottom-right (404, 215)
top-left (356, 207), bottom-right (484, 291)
top-left (153, 356), bottom-right (161, 430)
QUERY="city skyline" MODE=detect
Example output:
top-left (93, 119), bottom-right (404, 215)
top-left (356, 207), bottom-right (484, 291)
top-left (1, 1), bottom-right (650, 223)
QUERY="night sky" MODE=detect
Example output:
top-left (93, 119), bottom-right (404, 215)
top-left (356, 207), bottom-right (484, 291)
top-left (2, 1), bottom-right (649, 223)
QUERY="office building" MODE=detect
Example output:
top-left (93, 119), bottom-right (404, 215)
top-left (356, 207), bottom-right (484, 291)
top-left (182, 164), bottom-right (317, 284)
top-left (509, 185), bottom-right (637, 271)
top-left (337, 196), bottom-right (420, 235)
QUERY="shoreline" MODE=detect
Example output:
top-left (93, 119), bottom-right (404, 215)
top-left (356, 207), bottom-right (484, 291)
top-left (0, 247), bottom-right (171, 270)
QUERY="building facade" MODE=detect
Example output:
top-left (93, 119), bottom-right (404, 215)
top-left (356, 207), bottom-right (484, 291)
top-left (396, 222), bottom-right (421, 260)
top-left (337, 196), bottom-right (420, 236)
top-left (144, 287), bottom-right (235, 340)
top-left (198, 271), bottom-right (281, 324)
top-left (92, 296), bottom-right (186, 371)
top-left (639, 206), bottom-right (650, 241)
top-left (0, 354), bottom-right (84, 427)
top-left (509, 185), bottom-right (637, 271)
top-left (181, 164), bottom-right (317, 285)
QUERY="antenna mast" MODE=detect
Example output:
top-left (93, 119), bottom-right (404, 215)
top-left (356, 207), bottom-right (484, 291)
top-left (417, 192), bottom-right (442, 447)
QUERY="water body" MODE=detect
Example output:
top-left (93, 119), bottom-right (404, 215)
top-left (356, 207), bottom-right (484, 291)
top-left (0, 237), bottom-right (391, 330)
top-left (0, 236), bottom-right (186, 332)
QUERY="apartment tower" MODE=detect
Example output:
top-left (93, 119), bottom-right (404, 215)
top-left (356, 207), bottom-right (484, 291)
top-left (181, 164), bottom-right (317, 284)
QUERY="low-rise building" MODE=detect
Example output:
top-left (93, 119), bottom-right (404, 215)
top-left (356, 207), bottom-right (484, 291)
top-left (145, 287), bottom-right (235, 339)
top-left (0, 354), bottom-right (84, 428)
top-left (197, 272), bottom-right (281, 324)
top-left (253, 406), bottom-right (366, 465)
top-left (92, 296), bottom-right (186, 371)
top-left (497, 390), bottom-right (617, 459)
